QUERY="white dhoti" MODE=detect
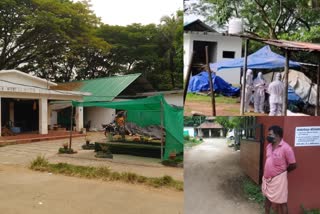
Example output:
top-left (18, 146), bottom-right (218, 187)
top-left (262, 171), bottom-right (288, 204)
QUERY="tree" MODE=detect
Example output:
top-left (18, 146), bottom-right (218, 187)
top-left (0, 0), bottom-right (110, 82)
top-left (188, 0), bottom-right (320, 40)
top-left (159, 11), bottom-right (183, 88)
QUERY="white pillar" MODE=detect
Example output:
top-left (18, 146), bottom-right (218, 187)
top-left (47, 104), bottom-right (52, 130)
top-left (75, 106), bottom-right (83, 132)
top-left (39, 98), bottom-right (48, 134)
top-left (209, 129), bottom-right (212, 137)
top-left (0, 97), bottom-right (1, 136)
top-left (220, 129), bottom-right (223, 137)
top-left (9, 102), bottom-right (14, 123)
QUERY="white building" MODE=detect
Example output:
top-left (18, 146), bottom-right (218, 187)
top-left (184, 126), bottom-right (195, 137)
top-left (0, 70), bottom-right (88, 136)
top-left (184, 19), bottom-right (242, 84)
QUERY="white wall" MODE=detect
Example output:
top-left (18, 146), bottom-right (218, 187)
top-left (184, 31), bottom-right (242, 84)
top-left (164, 94), bottom-right (183, 107)
top-left (84, 107), bottom-right (115, 131)
top-left (50, 111), bottom-right (58, 127)
top-left (184, 127), bottom-right (195, 137)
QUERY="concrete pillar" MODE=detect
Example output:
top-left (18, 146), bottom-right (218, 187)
top-left (39, 98), bottom-right (48, 134)
top-left (209, 129), bottom-right (212, 137)
top-left (75, 106), bottom-right (83, 132)
top-left (0, 97), bottom-right (1, 136)
top-left (47, 104), bottom-right (52, 130)
top-left (9, 102), bottom-right (14, 123)
top-left (220, 129), bottom-right (223, 137)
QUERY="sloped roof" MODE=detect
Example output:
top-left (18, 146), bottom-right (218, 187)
top-left (0, 69), bottom-right (57, 86)
top-left (51, 73), bottom-right (142, 102)
top-left (184, 19), bottom-right (217, 32)
top-left (197, 121), bottom-right (223, 129)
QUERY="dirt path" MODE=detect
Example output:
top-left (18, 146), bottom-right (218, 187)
top-left (0, 164), bottom-right (183, 214)
top-left (184, 101), bottom-right (268, 116)
top-left (184, 138), bottom-right (261, 214)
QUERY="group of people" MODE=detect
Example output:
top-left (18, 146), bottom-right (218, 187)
top-left (244, 69), bottom-right (285, 116)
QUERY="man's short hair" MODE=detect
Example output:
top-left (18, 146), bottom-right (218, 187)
top-left (268, 125), bottom-right (283, 138)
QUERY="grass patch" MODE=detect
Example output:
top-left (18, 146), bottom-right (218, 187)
top-left (243, 177), bottom-right (264, 205)
top-left (301, 206), bottom-right (320, 214)
top-left (30, 156), bottom-right (183, 191)
top-left (184, 137), bottom-right (203, 147)
top-left (186, 93), bottom-right (238, 104)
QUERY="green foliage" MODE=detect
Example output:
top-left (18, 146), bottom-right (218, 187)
top-left (301, 205), bottom-right (320, 214)
top-left (184, 115), bottom-right (206, 127)
top-left (243, 177), bottom-right (264, 205)
top-left (184, 135), bottom-right (190, 141)
top-left (0, 0), bottom-right (182, 90)
top-left (186, 93), bottom-right (238, 104)
top-left (29, 157), bottom-right (183, 191)
top-left (189, 0), bottom-right (320, 40)
top-left (95, 11), bottom-right (183, 90)
top-left (58, 147), bottom-right (76, 154)
top-left (30, 155), bottom-right (49, 170)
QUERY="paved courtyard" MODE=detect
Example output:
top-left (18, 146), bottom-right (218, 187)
top-left (0, 132), bottom-right (183, 180)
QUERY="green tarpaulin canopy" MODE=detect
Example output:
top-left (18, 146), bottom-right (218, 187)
top-left (72, 95), bottom-right (183, 160)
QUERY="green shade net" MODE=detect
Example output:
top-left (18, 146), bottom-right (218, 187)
top-left (72, 95), bottom-right (183, 160)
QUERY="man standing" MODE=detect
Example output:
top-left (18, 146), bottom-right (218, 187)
top-left (253, 72), bottom-right (267, 113)
top-left (262, 126), bottom-right (297, 214)
top-left (268, 73), bottom-right (285, 116)
top-left (244, 69), bottom-right (254, 112)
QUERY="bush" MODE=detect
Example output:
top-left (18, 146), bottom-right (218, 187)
top-left (301, 206), bottom-right (320, 214)
top-left (30, 156), bottom-right (49, 170)
top-left (58, 147), bottom-right (77, 154)
top-left (184, 135), bottom-right (190, 141)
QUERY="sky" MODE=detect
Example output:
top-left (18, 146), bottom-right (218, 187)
top-left (79, 0), bottom-right (183, 26)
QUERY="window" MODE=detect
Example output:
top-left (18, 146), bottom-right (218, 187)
top-left (222, 51), bottom-right (235, 58)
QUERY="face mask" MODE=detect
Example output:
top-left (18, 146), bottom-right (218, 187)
top-left (267, 136), bottom-right (275, 143)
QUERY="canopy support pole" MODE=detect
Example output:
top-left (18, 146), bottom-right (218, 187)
top-left (184, 52), bottom-right (194, 105)
top-left (240, 39), bottom-right (249, 115)
top-left (206, 46), bottom-right (216, 116)
top-left (317, 61), bottom-right (320, 116)
top-left (283, 49), bottom-right (289, 116)
top-left (160, 100), bottom-right (164, 161)
top-left (69, 105), bottom-right (74, 150)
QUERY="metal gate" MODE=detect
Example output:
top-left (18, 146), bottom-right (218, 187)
top-left (238, 122), bottom-right (264, 184)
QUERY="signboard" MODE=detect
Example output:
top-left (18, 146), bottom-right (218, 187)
top-left (295, 126), bottom-right (320, 147)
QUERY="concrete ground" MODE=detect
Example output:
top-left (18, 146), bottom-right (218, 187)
top-left (0, 164), bottom-right (183, 214)
top-left (184, 138), bottom-right (261, 214)
top-left (0, 132), bottom-right (183, 180)
top-left (0, 132), bottom-right (183, 213)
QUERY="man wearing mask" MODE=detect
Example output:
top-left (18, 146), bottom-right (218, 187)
top-left (253, 72), bottom-right (267, 113)
top-left (244, 69), bottom-right (254, 112)
top-left (268, 73), bottom-right (285, 116)
top-left (262, 126), bottom-right (297, 214)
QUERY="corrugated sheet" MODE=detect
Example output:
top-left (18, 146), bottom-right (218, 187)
top-left (228, 33), bottom-right (320, 52)
top-left (52, 73), bottom-right (141, 102)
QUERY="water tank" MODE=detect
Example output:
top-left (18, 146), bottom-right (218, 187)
top-left (228, 18), bottom-right (243, 34)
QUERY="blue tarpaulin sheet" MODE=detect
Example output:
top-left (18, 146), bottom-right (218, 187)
top-left (188, 71), bottom-right (240, 96)
top-left (288, 85), bottom-right (304, 104)
top-left (210, 46), bottom-right (300, 71)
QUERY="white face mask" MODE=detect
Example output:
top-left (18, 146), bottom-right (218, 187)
top-left (258, 72), bottom-right (263, 79)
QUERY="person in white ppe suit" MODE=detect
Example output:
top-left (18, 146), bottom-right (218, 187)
top-left (253, 72), bottom-right (267, 113)
top-left (267, 73), bottom-right (285, 116)
top-left (244, 69), bottom-right (254, 112)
